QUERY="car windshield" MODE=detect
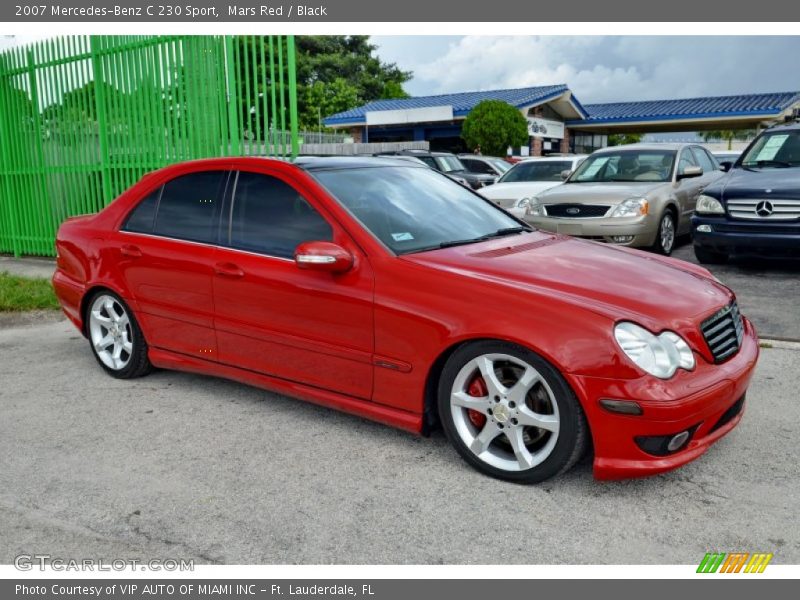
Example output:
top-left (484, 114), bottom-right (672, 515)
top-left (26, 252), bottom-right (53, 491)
top-left (313, 166), bottom-right (526, 254)
top-left (569, 150), bottom-right (676, 183)
top-left (498, 161), bottom-right (572, 183)
top-left (489, 159), bottom-right (511, 173)
top-left (434, 155), bottom-right (466, 173)
top-left (740, 131), bottom-right (800, 168)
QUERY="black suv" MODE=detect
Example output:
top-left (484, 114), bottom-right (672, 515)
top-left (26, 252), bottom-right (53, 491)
top-left (692, 122), bottom-right (800, 262)
top-left (376, 150), bottom-right (495, 190)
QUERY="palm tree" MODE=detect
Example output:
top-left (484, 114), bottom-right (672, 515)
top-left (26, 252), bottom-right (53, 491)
top-left (700, 129), bottom-right (756, 150)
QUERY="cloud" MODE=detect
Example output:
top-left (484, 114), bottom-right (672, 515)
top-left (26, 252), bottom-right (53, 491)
top-left (374, 36), bottom-right (800, 103)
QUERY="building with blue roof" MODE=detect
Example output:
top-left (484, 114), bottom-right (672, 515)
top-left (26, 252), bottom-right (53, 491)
top-left (323, 86), bottom-right (800, 156)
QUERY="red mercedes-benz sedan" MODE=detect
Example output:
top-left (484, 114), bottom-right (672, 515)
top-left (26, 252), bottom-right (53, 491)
top-left (53, 156), bottom-right (759, 482)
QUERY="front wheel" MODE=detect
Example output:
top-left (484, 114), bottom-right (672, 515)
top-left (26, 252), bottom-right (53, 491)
top-left (652, 211), bottom-right (676, 255)
top-left (438, 341), bottom-right (588, 483)
top-left (86, 291), bottom-right (152, 379)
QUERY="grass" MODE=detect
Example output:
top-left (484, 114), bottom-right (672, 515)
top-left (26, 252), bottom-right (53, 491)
top-left (0, 271), bottom-right (60, 312)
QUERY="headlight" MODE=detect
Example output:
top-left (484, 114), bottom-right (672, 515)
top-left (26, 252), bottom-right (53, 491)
top-left (696, 194), bottom-right (724, 215)
top-left (526, 197), bottom-right (546, 217)
top-left (516, 197), bottom-right (531, 209)
top-left (614, 322), bottom-right (695, 379)
top-left (608, 197), bottom-right (649, 218)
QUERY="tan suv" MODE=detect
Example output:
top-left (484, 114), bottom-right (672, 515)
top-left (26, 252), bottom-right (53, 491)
top-left (523, 143), bottom-right (723, 254)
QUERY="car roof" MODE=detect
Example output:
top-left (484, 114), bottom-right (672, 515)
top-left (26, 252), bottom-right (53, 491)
top-left (294, 155), bottom-right (425, 171)
top-left (766, 120), bottom-right (800, 132)
top-left (594, 143), bottom-right (690, 152)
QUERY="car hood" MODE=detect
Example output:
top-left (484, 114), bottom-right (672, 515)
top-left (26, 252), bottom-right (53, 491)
top-left (480, 181), bottom-right (562, 202)
top-left (538, 181), bottom-right (666, 204)
top-left (402, 231), bottom-right (732, 338)
top-left (717, 166), bottom-right (800, 200)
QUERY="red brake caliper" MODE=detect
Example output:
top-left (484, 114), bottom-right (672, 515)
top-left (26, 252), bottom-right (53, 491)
top-left (466, 374), bottom-right (488, 428)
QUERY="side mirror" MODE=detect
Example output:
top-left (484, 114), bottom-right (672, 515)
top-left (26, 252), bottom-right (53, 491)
top-left (294, 241), bottom-right (353, 273)
top-left (560, 169), bottom-right (572, 181)
top-left (677, 165), bottom-right (703, 180)
top-left (719, 161), bottom-right (733, 172)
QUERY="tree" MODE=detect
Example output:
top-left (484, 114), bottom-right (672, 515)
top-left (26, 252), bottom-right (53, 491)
top-left (461, 100), bottom-right (529, 157)
top-left (234, 35), bottom-right (411, 132)
top-left (700, 129), bottom-right (756, 150)
top-left (607, 133), bottom-right (643, 146)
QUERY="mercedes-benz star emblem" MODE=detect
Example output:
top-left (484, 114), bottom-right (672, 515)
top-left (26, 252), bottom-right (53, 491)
top-left (755, 200), bottom-right (774, 217)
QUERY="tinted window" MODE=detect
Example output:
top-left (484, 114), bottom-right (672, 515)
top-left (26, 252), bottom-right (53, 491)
top-left (462, 158), bottom-right (494, 175)
top-left (153, 171), bottom-right (227, 243)
top-left (122, 188), bottom-right (160, 234)
top-left (314, 166), bottom-right (521, 255)
top-left (691, 147), bottom-right (716, 173)
top-left (229, 171), bottom-right (332, 258)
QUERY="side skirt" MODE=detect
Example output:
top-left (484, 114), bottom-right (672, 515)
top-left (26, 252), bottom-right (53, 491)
top-left (148, 347), bottom-right (424, 434)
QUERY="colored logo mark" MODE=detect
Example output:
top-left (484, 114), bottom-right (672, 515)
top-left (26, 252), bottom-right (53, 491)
top-left (697, 552), bottom-right (773, 573)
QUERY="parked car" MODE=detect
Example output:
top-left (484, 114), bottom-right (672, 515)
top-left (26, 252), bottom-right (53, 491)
top-left (457, 154), bottom-right (511, 180)
top-left (377, 150), bottom-right (494, 189)
top-left (480, 155), bottom-right (587, 218)
top-left (53, 156), bottom-right (758, 483)
top-left (525, 144), bottom-right (724, 254)
top-left (712, 150), bottom-right (742, 167)
top-left (693, 122), bottom-right (800, 263)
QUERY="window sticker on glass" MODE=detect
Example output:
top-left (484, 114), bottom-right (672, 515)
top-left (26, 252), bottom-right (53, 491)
top-left (580, 157), bottom-right (609, 178)
top-left (391, 232), bottom-right (414, 242)
top-left (756, 135), bottom-right (789, 161)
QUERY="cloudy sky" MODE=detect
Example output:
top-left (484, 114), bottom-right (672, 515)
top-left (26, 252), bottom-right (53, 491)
top-left (372, 36), bottom-right (800, 103)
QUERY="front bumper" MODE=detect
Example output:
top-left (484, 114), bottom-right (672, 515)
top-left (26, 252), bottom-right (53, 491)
top-left (692, 215), bottom-right (800, 257)
top-left (568, 316), bottom-right (759, 480)
top-left (526, 213), bottom-right (658, 247)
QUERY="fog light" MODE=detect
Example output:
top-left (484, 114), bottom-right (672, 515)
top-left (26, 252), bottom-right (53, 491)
top-left (696, 224), bottom-right (712, 233)
top-left (667, 430), bottom-right (690, 452)
top-left (610, 235), bottom-right (635, 243)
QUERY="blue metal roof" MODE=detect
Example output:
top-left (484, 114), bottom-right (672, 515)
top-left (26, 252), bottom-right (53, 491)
top-left (323, 84), bottom-right (585, 126)
top-left (571, 91), bottom-right (800, 126)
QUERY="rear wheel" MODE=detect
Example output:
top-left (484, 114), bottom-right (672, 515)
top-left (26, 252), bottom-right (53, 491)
top-left (693, 245), bottom-right (728, 265)
top-left (438, 341), bottom-right (588, 483)
top-left (86, 291), bottom-right (152, 379)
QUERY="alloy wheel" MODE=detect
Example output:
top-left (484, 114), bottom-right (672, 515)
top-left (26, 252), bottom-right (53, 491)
top-left (449, 353), bottom-right (560, 472)
top-left (660, 213), bottom-right (675, 253)
top-left (88, 294), bottom-right (133, 371)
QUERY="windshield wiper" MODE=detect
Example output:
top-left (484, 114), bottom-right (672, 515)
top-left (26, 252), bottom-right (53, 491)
top-left (437, 226), bottom-right (530, 249)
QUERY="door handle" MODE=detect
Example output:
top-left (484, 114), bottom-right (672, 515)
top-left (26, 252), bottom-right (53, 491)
top-left (120, 244), bottom-right (142, 258)
top-left (214, 262), bottom-right (245, 278)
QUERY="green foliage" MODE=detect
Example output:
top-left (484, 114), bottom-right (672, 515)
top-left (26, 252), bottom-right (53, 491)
top-left (607, 133), bottom-right (644, 146)
top-left (461, 100), bottom-right (529, 157)
top-left (700, 129), bottom-right (756, 150)
top-left (235, 35), bottom-right (411, 131)
top-left (0, 272), bottom-right (59, 312)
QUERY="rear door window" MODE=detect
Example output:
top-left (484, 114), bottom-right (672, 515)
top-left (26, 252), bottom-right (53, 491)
top-left (153, 171), bottom-right (228, 244)
top-left (122, 188), bottom-right (160, 234)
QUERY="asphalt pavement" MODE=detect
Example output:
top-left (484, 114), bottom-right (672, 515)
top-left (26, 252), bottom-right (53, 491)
top-left (1, 319), bottom-right (798, 564)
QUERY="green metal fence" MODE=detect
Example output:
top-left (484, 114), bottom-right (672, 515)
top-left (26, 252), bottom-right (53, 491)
top-left (0, 35), bottom-right (299, 257)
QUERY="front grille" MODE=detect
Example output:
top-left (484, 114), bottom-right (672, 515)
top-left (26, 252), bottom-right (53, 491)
top-left (714, 222), bottom-right (800, 234)
top-left (700, 301), bottom-right (744, 363)
top-left (727, 198), bottom-right (800, 220)
top-left (545, 204), bottom-right (610, 218)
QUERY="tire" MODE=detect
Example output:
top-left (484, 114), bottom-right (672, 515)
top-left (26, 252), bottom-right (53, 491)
top-left (693, 245), bottom-right (728, 265)
top-left (652, 210), bottom-right (676, 255)
top-left (437, 340), bottom-right (588, 483)
top-left (85, 290), bottom-right (152, 379)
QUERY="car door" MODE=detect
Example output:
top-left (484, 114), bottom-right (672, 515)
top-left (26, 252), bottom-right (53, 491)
top-left (212, 167), bottom-right (375, 400)
top-left (114, 168), bottom-right (231, 360)
top-left (674, 148), bottom-right (705, 228)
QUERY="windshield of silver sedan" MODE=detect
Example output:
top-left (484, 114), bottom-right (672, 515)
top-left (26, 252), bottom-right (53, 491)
top-left (740, 131), bottom-right (800, 168)
top-left (569, 150), bottom-right (676, 183)
top-left (314, 166), bottom-right (528, 254)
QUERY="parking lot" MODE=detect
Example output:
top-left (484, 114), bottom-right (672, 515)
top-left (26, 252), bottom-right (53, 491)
top-left (1, 316), bottom-right (799, 564)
